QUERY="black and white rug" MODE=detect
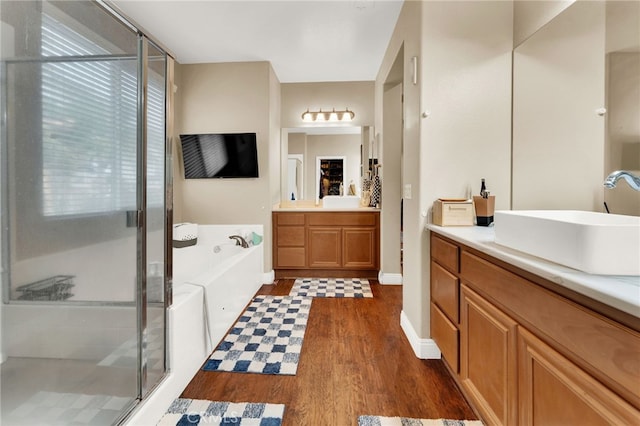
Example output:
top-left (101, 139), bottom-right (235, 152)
top-left (358, 416), bottom-right (483, 426)
top-left (202, 295), bottom-right (311, 375)
top-left (290, 278), bottom-right (373, 298)
top-left (158, 398), bottom-right (285, 425)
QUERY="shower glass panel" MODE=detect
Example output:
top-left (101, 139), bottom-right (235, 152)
top-left (143, 39), bottom-right (167, 397)
top-left (0, 1), bottom-right (168, 425)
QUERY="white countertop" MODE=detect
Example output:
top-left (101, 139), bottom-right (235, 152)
top-left (426, 224), bottom-right (640, 318)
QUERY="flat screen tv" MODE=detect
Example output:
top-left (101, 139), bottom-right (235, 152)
top-left (180, 132), bottom-right (259, 179)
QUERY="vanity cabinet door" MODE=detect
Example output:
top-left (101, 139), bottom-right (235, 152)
top-left (308, 227), bottom-right (341, 268)
top-left (460, 284), bottom-right (518, 426)
top-left (342, 227), bottom-right (378, 269)
top-left (518, 327), bottom-right (640, 425)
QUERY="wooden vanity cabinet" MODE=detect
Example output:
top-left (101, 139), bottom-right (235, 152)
top-left (307, 227), bottom-right (342, 268)
top-left (273, 211), bottom-right (379, 278)
top-left (429, 232), bottom-right (640, 426)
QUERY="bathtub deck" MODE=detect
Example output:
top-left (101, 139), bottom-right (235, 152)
top-left (180, 279), bottom-right (477, 425)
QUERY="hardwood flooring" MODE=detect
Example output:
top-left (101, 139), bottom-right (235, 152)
top-left (181, 279), bottom-right (477, 425)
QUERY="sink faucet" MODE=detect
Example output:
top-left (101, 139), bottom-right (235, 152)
top-left (229, 235), bottom-right (249, 248)
top-left (603, 170), bottom-right (640, 191)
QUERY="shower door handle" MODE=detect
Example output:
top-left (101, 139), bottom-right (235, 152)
top-left (126, 210), bottom-right (143, 228)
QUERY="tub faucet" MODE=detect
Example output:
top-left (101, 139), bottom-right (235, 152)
top-left (604, 170), bottom-right (640, 191)
top-left (229, 235), bottom-right (249, 248)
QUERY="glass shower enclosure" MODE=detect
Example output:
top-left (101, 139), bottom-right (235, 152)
top-left (0, 1), bottom-right (171, 424)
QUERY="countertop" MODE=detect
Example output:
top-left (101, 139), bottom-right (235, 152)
top-left (426, 224), bottom-right (640, 318)
top-left (273, 201), bottom-right (380, 212)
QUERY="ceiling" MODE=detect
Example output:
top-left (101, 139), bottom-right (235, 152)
top-left (109, 0), bottom-right (404, 83)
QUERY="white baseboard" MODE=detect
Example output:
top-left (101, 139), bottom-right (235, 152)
top-left (378, 271), bottom-right (403, 285)
top-left (400, 310), bottom-right (441, 359)
top-left (263, 270), bottom-right (275, 284)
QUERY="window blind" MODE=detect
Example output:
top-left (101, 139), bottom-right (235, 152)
top-left (41, 14), bottom-right (164, 217)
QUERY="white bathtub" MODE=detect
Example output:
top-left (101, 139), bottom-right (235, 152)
top-left (172, 230), bottom-right (264, 352)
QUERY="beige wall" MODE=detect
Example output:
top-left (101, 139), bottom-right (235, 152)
top-left (175, 61), bottom-right (280, 272)
top-left (513, 0), bottom-right (575, 47)
top-left (281, 81), bottom-right (374, 128)
top-left (288, 133), bottom-right (306, 156)
top-left (376, 0), bottom-right (422, 332)
top-left (420, 0), bottom-right (513, 337)
top-left (269, 66), bottom-right (282, 210)
top-left (376, 1), bottom-right (513, 347)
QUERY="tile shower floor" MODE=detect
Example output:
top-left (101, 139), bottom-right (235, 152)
top-left (0, 358), bottom-right (137, 425)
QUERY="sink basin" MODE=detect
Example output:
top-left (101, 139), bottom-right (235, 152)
top-left (322, 195), bottom-right (362, 209)
top-left (494, 210), bottom-right (640, 275)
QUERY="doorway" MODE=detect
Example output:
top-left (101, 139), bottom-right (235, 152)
top-left (380, 45), bottom-right (404, 281)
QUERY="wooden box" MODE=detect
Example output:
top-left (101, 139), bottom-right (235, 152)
top-left (433, 199), bottom-right (474, 226)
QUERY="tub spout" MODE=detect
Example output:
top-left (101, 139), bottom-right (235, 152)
top-left (229, 235), bottom-right (249, 248)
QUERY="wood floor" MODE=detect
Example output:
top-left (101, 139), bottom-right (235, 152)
top-left (181, 279), bottom-right (478, 425)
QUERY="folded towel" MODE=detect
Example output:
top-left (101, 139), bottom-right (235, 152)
top-left (251, 231), bottom-right (263, 246)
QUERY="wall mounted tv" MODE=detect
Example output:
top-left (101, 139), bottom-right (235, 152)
top-left (180, 132), bottom-right (259, 179)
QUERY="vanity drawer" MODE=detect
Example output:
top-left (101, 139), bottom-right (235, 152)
top-left (276, 247), bottom-right (306, 268)
top-left (275, 212), bottom-right (305, 225)
top-left (431, 234), bottom-right (459, 273)
top-left (431, 260), bottom-right (459, 323)
top-left (277, 226), bottom-right (305, 246)
top-left (307, 212), bottom-right (377, 227)
top-left (431, 302), bottom-right (459, 373)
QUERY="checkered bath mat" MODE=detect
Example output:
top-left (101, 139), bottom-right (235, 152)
top-left (358, 416), bottom-right (483, 426)
top-left (158, 398), bottom-right (284, 425)
top-left (290, 278), bottom-right (373, 298)
top-left (202, 295), bottom-right (311, 375)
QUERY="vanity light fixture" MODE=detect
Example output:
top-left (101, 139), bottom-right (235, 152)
top-left (302, 108), bottom-right (355, 123)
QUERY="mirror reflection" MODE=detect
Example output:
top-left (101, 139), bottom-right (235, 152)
top-left (512, 0), bottom-right (639, 215)
top-left (604, 1), bottom-right (640, 215)
top-left (283, 126), bottom-right (371, 203)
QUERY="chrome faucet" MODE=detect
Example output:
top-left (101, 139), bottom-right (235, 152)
top-left (603, 170), bottom-right (640, 191)
top-left (229, 235), bottom-right (249, 248)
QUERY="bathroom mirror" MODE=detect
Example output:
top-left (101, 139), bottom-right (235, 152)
top-left (282, 126), bottom-right (366, 203)
top-left (512, 0), bottom-right (639, 215)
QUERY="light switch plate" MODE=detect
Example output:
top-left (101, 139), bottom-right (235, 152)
top-left (403, 184), bottom-right (412, 199)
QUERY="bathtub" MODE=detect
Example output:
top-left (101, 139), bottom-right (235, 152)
top-left (172, 227), bottom-right (264, 352)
